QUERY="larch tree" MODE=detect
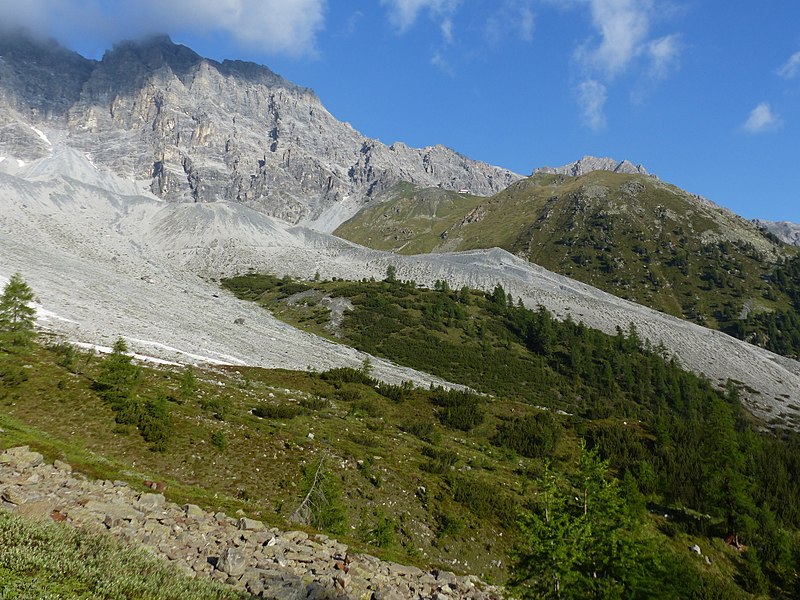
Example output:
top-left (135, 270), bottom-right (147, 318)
top-left (0, 273), bottom-right (36, 352)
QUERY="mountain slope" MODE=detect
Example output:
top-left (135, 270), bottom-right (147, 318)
top-left (1, 147), bottom-right (799, 425)
top-left (0, 32), bottom-right (520, 228)
top-left (336, 171), bottom-right (791, 332)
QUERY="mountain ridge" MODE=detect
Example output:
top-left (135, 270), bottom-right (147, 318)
top-left (533, 155), bottom-right (649, 177)
top-left (335, 170), bottom-right (791, 339)
top-left (0, 31), bottom-right (520, 228)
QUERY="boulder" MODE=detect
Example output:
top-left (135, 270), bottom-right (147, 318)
top-left (217, 546), bottom-right (247, 577)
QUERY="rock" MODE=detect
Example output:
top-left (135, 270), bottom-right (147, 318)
top-left (533, 156), bottom-right (649, 178)
top-left (184, 504), bottom-right (205, 519)
top-left (233, 318), bottom-right (245, 325)
top-left (1, 486), bottom-right (29, 505)
top-left (84, 500), bottom-right (142, 523)
top-left (0, 446), bottom-right (44, 470)
top-left (0, 33), bottom-right (519, 228)
top-left (217, 546), bottom-right (248, 577)
top-left (53, 459), bottom-right (72, 473)
top-left (690, 544), bottom-right (702, 555)
top-left (137, 493), bottom-right (166, 511)
top-left (237, 517), bottom-right (265, 531)
top-left (334, 572), bottom-right (351, 589)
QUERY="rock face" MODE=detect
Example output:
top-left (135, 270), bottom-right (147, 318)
top-left (0, 31), bottom-right (520, 229)
top-left (0, 447), bottom-right (502, 599)
top-left (753, 219), bottom-right (800, 247)
top-left (533, 156), bottom-right (649, 177)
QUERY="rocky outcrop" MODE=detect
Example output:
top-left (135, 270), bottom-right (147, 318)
top-left (753, 219), bottom-right (800, 247)
top-left (0, 32), bottom-right (520, 228)
top-left (0, 446), bottom-right (503, 599)
top-left (533, 156), bottom-right (649, 177)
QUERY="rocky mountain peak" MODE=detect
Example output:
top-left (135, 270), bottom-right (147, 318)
top-left (0, 29), bottom-right (94, 117)
top-left (0, 31), bottom-right (520, 229)
top-left (533, 155), bottom-right (649, 177)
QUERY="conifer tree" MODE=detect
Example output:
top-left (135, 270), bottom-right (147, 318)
top-left (0, 273), bottom-right (36, 351)
top-left (94, 337), bottom-right (140, 422)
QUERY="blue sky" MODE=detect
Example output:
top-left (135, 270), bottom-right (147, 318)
top-left (3, 1), bottom-right (800, 222)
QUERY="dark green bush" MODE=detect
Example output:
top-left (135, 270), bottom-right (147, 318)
top-left (430, 388), bottom-right (484, 431)
top-left (299, 396), bottom-right (329, 411)
top-left (252, 403), bottom-right (303, 419)
top-left (420, 445), bottom-right (459, 474)
top-left (492, 412), bottom-right (561, 458)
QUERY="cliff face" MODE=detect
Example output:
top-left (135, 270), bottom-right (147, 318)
top-left (0, 33), bottom-right (520, 226)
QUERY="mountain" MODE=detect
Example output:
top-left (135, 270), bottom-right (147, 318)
top-left (754, 219), bottom-right (800, 246)
top-left (1, 150), bottom-right (799, 425)
top-left (3, 30), bottom-right (800, 598)
top-left (533, 155), bottom-right (649, 177)
top-left (0, 32), bottom-right (520, 229)
top-left (336, 170), bottom-right (792, 335)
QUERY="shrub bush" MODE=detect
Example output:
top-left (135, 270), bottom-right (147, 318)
top-left (252, 403), bottom-right (304, 419)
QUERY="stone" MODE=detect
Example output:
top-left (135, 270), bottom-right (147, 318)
top-left (53, 460), bottom-right (72, 472)
top-left (690, 544), bottom-right (702, 555)
top-left (237, 516), bottom-right (265, 531)
top-left (183, 503), bottom-right (205, 518)
top-left (137, 493), bottom-right (166, 511)
top-left (0, 447), bottom-right (44, 470)
top-left (1, 486), bottom-right (29, 505)
top-left (216, 546), bottom-right (248, 577)
top-left (0, 435), bottom-right (502, 600)
top-left (84, 500), bottom-right (141, 522)
top-left (334, 572), bottom-right (351, 588)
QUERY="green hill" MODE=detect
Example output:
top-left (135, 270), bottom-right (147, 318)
top-left (336, 173), bottom-right (800, 355)
top-left (3, 274), bottom-right (800, 597)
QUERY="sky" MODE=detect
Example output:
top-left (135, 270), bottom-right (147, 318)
top-left (2, 0), bottom-right (800, 222)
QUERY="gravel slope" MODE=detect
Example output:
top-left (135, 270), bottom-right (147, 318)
top-left (1, 149), bottom-right (798, 424)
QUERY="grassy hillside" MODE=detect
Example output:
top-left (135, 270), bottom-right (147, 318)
top-left (2, 272), bottom-right (800, 596)
top-left (336, 174), bottom-right (800, 355)
top-left (220, 272), bottom-right (800, 598)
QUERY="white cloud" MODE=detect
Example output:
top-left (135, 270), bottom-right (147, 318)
top-left (576, 79), bottom-right (608, 131)
top-left (577, 0), bottom-right (652, 77)
top-left (485, 1), bottom-right (535, 45)
top-left (647, 34), bottom-right (680, 79)
top-left (441, 17), bottom-right (454, 43)
top-left (140, 0), bottom-right (326, 56)
top-left (381, 0), bottom-right (461, 32)
top-left (777, 51), bottom-right (800, 79)
top-left (430, 51), bottom-right (454, 76)
top-left (0, 0), bottom-right (327, 57)
top-left (743, 102), bottom-right (781, 133)
top-left (570, 0), bottom-right (681, 129)
top-left (519, 7), bottom-right (536, 42)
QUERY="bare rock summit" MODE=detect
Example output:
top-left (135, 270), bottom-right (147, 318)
top-left (533, 155), bottom-right (649, 177)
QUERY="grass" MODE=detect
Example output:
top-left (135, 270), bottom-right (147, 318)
top-left (0, 510), bottom-right (245, 600)
top-left (0, 341), bottom-right (539, 581)
top-left (335, 171), bottom-right (796, 342)
top-left (3, 272), bottom-right (798, 595)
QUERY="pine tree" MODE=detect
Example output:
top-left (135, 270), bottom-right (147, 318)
top-left (0, 273), bottom-right (36, 351)
top-left (94, 337), bottom-right (140, 422)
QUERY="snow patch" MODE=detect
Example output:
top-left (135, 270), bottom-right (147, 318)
top-left (72, 342), bottom-right (181, 366)
top-left (35, 304), bottom-right (79, 324)
top-left (0, 157), bottom-right (5, 163)
top-left (30, 126), bottom-right (52, 146)
top-left (124, 337), bottom-right (246, 366)
top-left (16, 159), bottom-right (25, 167)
